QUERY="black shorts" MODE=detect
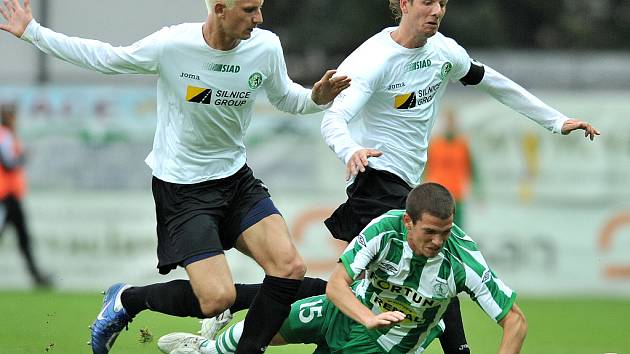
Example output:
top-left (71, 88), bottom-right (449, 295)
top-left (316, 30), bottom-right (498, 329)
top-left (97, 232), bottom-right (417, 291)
top-left (152, 164), bottom-right (275, 275)
top-left (324, 166), bottom-right (412, 243)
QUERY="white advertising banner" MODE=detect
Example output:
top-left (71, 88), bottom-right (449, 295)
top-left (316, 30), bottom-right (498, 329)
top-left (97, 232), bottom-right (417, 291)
top-left (1, 191), bottom-right (628, 295)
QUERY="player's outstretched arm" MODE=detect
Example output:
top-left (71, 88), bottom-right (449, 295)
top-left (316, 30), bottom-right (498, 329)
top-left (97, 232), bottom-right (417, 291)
top-left (311, 70), bottom-right (351, 105)
top-left (2, 1), bottom-right (162, 76)
top-left (497, 303), bottom-right (527, 354)
top-left (0, 0), bottom-right (32, 37)
top-left (561, 118), bottom-right (600, 141)
top-left (474, 65), bottom-right (601, 140)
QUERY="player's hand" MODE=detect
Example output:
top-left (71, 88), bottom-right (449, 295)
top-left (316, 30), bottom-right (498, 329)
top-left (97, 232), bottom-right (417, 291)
top-left (561, 118), bottom-right (600, 141)
top-left (0, 0), bottom-right (32, 37)
top-left (311, 70), bottom-right (351, 105)
top-left (364, 311), bottom-right (406, 330)
top-left (346, 148), bottom-right (383, 180)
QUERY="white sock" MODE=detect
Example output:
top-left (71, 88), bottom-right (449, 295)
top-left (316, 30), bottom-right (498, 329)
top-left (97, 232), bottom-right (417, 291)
top-left (200, 321), bottom-right (244, 354)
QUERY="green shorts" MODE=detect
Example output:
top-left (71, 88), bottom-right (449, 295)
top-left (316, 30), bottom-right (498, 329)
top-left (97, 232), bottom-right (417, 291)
top-left (278, 295), bottom-right (385, 354)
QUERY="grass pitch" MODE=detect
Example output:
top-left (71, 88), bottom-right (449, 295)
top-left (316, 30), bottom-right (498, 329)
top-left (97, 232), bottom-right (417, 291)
top-left (0, 290), bottom-right (628, 354)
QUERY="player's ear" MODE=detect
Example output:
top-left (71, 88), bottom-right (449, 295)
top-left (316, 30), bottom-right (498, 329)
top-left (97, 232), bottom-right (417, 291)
top-left (214, 2), bottom-right (226, 18)
top-left (403, 213), bottom-right (413, 230)
top-left (400, 0), bottom-right (410, 14)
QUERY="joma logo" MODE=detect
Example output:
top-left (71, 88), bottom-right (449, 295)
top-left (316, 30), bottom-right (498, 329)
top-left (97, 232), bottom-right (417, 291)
top-left (181, 72), bottom-right (200, 80)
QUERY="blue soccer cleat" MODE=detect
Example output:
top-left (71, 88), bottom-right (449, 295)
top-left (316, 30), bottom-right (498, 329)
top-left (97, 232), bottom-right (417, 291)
top-left (90, 283), bottom-right (132, 354)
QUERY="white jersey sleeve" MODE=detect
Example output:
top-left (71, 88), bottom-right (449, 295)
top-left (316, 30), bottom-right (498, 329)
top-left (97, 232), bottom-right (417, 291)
top-left (441, 36), bottom-right (471, 82)
top-left (477, 65), bottom-right (569, 133)
top-left (435, 35), bottom-right (567, 133)
top-left (21, 19), bottom-right (163, 75)
top-left (321, 49), bottom-right (381, 164)
top-left (339, 226), bottom-right (388, 280)
top-left (320, 87), bottom-right (372, 164)
top-left (447, 230), bottom-right (517, 323)
top-left (262, 35), bottom-right (323, 115)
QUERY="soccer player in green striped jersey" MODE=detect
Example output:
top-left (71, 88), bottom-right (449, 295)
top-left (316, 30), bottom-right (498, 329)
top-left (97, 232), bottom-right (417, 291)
top-left (158, 183), bottom-right (527, 354)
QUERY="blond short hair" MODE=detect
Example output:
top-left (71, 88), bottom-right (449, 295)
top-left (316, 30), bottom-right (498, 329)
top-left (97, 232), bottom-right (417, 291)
top-left (205, 0), bottom-right (236, 13)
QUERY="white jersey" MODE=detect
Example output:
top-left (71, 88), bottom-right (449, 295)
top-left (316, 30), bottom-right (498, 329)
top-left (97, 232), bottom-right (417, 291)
top-left (22, 21), bottom-right (323, 184)
top-left (321, 27), bottom-right (568, 187)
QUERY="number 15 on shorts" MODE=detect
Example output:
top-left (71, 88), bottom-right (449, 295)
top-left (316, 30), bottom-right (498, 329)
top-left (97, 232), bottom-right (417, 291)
top-left (298, 299), bottom-right (324, 323)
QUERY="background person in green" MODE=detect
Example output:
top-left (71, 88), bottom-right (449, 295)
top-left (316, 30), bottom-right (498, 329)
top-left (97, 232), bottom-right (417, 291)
top-left (158, 183), bottom-right (527, 354)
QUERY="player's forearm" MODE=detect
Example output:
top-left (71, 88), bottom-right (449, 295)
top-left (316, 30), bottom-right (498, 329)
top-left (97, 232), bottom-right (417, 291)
top-left (21, 20), bottom-right (155, 75)
top-left (326, 278), bottom-right (374, 326)
top-left (267, 82), bottom-right (325, 115)
top-left (477, 65), bottom-right (568, 134)
top-left (498, 306), bottom-right (527, 354)
top-left (321, 111), bottom-right (363, 164)
top-left (498, 324), bottom-right (526, 354)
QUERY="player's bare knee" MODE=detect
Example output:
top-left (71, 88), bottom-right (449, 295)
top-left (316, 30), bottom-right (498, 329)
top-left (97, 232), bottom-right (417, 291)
top-left (198, 294), bottom-right (234, 317)
top-left (283, 253), bottom-right (307, 279)
top-left (269, 253), bottom-right (306, 279)
top-left (197, 286), bottom-right (236, 317)
top-left (289, 256), bottom-right (307, 279)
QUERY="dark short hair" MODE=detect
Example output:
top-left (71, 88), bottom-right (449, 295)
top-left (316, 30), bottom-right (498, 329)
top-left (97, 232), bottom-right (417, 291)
top-left (405, 182), bottom-right (455, 223)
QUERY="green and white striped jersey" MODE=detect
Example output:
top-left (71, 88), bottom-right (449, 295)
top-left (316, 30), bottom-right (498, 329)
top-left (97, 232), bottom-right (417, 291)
top-left (339, 209), bottom-right (516, 354)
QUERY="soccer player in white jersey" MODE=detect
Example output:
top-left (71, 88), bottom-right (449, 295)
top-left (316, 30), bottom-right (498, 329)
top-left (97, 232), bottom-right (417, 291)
top-left (157, 182), bottom-right (527, 354)
top-left (0, 1), bottom-right (350, 353)
top-left (320, 0), bottom-right (599, 353)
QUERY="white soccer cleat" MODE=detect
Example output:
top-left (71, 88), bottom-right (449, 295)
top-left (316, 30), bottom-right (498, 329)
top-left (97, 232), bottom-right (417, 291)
top-left (199, 309), bottom-right (232, 339)
top-left (157, 332), bottom-right (208, 354)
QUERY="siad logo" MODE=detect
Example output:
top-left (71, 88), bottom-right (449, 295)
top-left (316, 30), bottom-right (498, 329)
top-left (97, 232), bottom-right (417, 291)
top-left (405, 59), bottom-right (432, 72)
top-left (202, 63), bottom-right (241, 73)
